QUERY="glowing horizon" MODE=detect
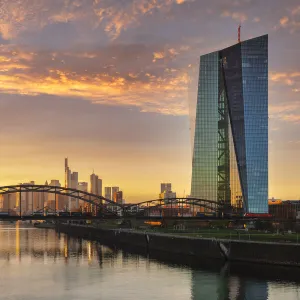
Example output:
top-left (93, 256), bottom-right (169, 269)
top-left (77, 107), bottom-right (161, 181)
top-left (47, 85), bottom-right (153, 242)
top-left (0, 1), bottom-right (299, 202)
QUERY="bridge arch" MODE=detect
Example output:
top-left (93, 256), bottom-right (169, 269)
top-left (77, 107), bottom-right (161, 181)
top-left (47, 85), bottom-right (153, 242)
top-left (0, 185), bottom-right (124, 216)
top-left (125, 197), bottom-right (224, 216)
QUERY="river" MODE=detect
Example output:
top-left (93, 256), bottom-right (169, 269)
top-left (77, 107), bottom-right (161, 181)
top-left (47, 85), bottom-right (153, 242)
top-left (0, 222), bottom-right (299, 299)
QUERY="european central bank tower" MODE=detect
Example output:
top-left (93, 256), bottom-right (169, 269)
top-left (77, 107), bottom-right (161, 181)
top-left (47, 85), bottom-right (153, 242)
top-left (191, 35), bottom-right (268, 213)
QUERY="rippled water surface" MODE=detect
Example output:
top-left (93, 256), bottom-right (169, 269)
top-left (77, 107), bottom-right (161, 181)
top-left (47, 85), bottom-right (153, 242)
top-left (0, 222), bottom-right (300, 300)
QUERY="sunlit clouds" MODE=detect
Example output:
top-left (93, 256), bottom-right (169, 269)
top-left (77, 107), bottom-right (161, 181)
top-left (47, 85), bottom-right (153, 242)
top-left (0, 0), bottom-right (299, 200)
top-left (0, 44), bottom-right (189, 115)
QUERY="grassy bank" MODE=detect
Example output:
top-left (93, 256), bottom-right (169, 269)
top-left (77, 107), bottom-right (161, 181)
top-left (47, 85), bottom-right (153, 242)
top-left (139, 228), bottom-right (300, 243)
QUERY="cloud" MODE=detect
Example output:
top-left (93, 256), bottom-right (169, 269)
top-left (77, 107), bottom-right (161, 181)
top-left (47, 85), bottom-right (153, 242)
top-left (221, 10), bottom-right (248, 22)
top-left (269, 102), bottom-right (300, 124)
top-left (279, 16), bottom-right (289, 26)
top-left (277, 5), bottom-right (300, 33)
top-left (0, 43), bottom-right (189, 115)
top-left (270, 71), bottom-right (300, 87)
top-left (291, 5), bottom-right (300, 15)
top-left (0, 0), bottom-right (190, 41)
top-left (280, 114), bottom-right (300, 123)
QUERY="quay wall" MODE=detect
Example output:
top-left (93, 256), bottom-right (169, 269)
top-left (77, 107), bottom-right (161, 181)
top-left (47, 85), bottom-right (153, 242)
top-left (56, 224), bottom-right (300, 267)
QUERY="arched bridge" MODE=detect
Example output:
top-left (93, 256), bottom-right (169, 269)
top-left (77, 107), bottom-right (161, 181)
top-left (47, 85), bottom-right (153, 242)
top-left (125, 197), bottom-right (226, 217)
top-left (0, 185), bottom-right (123, 217)
top-left (0, 185), bottom-right (228, 219)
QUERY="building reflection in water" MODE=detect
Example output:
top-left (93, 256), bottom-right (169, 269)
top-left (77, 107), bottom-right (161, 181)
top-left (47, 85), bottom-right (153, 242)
top-left (191, 270), bottom-right (268, 300)
top-left (15, 221), bottom-right (20, 259)
top-left (1, 223), bottom-right (300, 300)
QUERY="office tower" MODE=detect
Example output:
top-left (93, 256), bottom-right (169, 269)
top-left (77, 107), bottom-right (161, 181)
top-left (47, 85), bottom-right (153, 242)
top-left (90, 173), bottom-right (102, 196)
top-left (105, 187), bottom-right (112, 200)
top-left (18, 181), bottom-right (35, 214)
top-left (33, 191), bottom-right (43, 211)
top-left (65, 158), bottom-right (71, 209)
top-left (47, 180), bottom-right (61, 210)
top-left (159, 190), bottom-right (176, 200)
top-left (64, 158), bottom-right (80, 210)
top-left (111, 187), bottom-right (119, 202)
top-left (78, 182), bottom-right (88, 210)
top-left (190, 35), bottom-right (268, 213)
top-left (78, 182), bottom-right (88, 192)
top-left (65, 158), bottom-right (71, 188)
top-left (161, 183), bottom-right (172, 193)
top-left (114, 191), bottom-right (123, 205)
top-left (97, 178), bottom-right (102, 196)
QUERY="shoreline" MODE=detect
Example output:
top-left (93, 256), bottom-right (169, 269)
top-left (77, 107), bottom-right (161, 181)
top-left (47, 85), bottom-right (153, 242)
top-left (56, 223), bottom-right (300, 268)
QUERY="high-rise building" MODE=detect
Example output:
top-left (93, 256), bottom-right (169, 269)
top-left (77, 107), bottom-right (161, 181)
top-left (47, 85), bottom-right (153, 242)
top-left (114, 191), bottom-right (123, 205)
top-left (161, 183), bottom-right (172, 194)
top-left (65, 158), bottom-right (80, 210)
top-left (105, 187), bottom-right (112, 200)
top-left (97, 178), bottom-right (102, 197)
top-left (90, 173), bottom-right (102, 196)
top-left (65, 158), bottom-right (71, 189)
top-left (47, 180), bottom-right (61, 210)
top-left (191, 35), bottom-right (268, 213)
top-left (78, 182), bottom-right (88, 210)
top-left (18, 181), bottom-right (35, 214)
top-left (78, 182), bottom-right (88, 192)
top-left (159, 191), bottom-right (176, 199)
top-left (0, 193), bottom-right (16, 211)
top-left (111, 187), bottom-right (119, 202)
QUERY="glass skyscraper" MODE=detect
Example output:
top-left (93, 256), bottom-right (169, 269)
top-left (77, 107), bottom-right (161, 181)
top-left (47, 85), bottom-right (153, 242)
top-left (191, 35), bottom-right (268, 213)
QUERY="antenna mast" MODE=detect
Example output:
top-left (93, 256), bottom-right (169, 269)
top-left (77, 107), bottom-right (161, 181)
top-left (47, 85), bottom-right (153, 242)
top-left (238, 24), bottom-right (241, 43)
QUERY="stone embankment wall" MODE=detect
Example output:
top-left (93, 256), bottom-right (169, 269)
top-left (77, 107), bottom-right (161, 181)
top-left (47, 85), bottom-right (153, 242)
top-left (56, 224), bottom-right (300, 267)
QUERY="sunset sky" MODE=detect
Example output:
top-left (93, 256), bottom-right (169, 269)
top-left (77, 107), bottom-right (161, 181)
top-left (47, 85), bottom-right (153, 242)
top-left (0, 0), bottom-right (299, 202)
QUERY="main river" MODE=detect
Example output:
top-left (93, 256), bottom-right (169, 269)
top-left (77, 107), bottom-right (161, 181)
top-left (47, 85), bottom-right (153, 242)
top-left (0, 223), bottom-right (300, 300)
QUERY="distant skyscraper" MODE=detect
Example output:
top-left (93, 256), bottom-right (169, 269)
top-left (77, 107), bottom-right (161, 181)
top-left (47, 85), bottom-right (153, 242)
top-left (78, 182), bottom-right (88, 210)
top-left (159, 190), bottom-right (176, 199)
top-left (78, 182), bottom-right (88, 192)
top-left (105, 187), bottom-right (112, 200)
top-left (114, 191), bottom-right (123, 205)
top-left (65, 158), bottom-right (71, 189)
top-left (111, 186), bottom-right (119, 202)
top-left (0, 193), bottom-right (16, 211)
top-left (18, 181), bottom-right (35, 213)
top-left (190, 35), bottom-right (268, 213)
top-left (65, 158), bottom-right (80, 210)
top-left (90, 173), bottom-right (102, 196)
top-left (161, 183), bottom-right (172, 194)
top-left (97, 178), bottom-right (102, 197)
top-left (47, 180), bottom-right (61, 210)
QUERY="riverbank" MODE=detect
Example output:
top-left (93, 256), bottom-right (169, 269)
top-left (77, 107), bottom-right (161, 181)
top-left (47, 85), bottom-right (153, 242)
top-left (56, 223), bottom-right (300, 267)
top-left (34, 222), bottom-right (56, 229)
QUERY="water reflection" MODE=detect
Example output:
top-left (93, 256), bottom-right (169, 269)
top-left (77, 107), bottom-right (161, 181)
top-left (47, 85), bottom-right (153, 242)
top-left (191, 271), bottom-right (269, 300)
top-left (0, 222), bottom-right (299, 300)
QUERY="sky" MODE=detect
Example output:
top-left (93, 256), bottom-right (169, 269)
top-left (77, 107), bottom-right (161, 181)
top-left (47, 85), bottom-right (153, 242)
top-left (0, 0), bottom-right (299, 202)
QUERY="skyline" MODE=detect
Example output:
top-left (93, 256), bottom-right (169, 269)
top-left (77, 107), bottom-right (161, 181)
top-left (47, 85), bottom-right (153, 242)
top-left (0, 1), bottom-right (299, 201)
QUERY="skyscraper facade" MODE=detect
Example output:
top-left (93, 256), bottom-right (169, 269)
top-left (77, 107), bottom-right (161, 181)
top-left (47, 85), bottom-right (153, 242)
top-left (105, 187), bottom-right (112, 200)
top-left (90, 173), bottom-right (102, 196)
top-left (161, 183), bottom-right (172, 194)
top-left (191, 35), bottom-right (268, 213)
top-left (111, 187), bottom-right (119, 202)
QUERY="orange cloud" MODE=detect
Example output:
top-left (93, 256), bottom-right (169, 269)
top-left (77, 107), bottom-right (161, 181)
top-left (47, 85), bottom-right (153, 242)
top-left (280, 16), bottom-right (289, 27)
top-left (277, 5), bottom-right (300, 33)
top-left (281, 114), bottom-right (300, 123)
top-left (0, 46), bottom-right (189, 115)
top-left (270, 71), bottom-right (300, 87)
top-left (0, 0), bottom-right (188, 40)
top-left (93, 0), bottom-right (189, 39)
top-left (221, 10), bottom-right (248, 22)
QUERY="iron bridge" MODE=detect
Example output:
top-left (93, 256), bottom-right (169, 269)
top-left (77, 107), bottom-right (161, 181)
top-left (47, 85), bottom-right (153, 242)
top-left (0, 185), bottom-right (227, 219)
